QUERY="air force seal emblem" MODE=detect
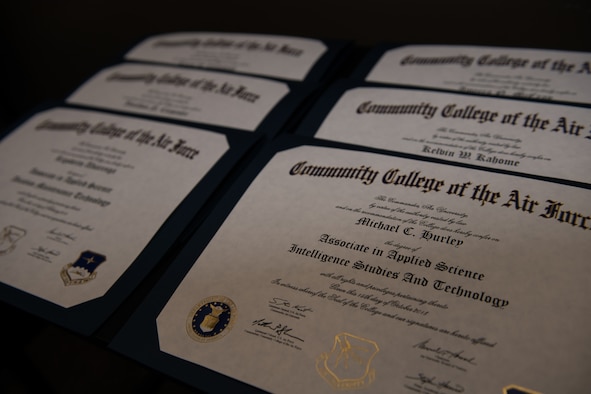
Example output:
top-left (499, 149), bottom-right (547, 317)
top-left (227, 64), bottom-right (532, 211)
top-left (316, 332), bottom-right (379, 390)
top-left (60, 250), bottom-right (106, 286)
top-left (187, 296), bottom-right (237, 342)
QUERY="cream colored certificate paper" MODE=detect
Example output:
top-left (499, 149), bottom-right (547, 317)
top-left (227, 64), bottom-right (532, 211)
top-left (366, 45), bottom-right (591, 105)
top-left (315, 87), bottom-right (591, 184)
top-left (157, 145), bottom-right (590, 393)
top-left (0, 108), bottom-right (229, 307)
top-left (67, 63), bottom-right (289, 131)
top-left (125, 32), bottom-right (327, 81)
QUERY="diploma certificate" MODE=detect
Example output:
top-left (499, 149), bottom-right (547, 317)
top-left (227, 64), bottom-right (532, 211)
top-left (156, 144), bottom-right (590, 393)
top-left (0, 108), bottom-right (229, 308)
top-left (67, 63), bottom-right (290, 131)
top-left (365, 45), bottom-right (591, 105)
top-left (125, 32), bottom-right (328, 81)
top-left (313, 86), bottom-right (591, 184)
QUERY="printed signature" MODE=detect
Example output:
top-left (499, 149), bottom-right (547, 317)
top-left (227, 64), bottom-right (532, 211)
top-left (47, 228), bottom-right (77, 244)
top-left (28, 245), bottom-right (60, 263)
top-left (405, 372), bottom-right (465, 393)
top-left (269, 297), bottom-right (313, 312)
top-left (413, 338), bottom-right (477, 365)
top-left (252, 318), bottom-right (304, 342)
top-left (31, 245), bottom-right (60, 257)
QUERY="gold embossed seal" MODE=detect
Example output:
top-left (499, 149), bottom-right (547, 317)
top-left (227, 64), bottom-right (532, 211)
top-left (316, 332), bottom-right (379, 390)
top-left (187, 296), bottom-right (237, 343)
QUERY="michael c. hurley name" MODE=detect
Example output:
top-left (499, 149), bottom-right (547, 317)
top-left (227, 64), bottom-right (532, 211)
top-left (355, 219), bottom-right (463, 247)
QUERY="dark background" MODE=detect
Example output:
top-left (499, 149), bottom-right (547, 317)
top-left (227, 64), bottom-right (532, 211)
top-left (0, 1), bottom-right (589, 393)
top-left (1, 0), bottom-right (590, 130)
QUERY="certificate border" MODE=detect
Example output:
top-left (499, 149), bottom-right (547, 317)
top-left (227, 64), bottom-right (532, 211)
top-left (0, 107), bottom-right (261, 336)
top-left (110, 134), bottom-right (590, 392)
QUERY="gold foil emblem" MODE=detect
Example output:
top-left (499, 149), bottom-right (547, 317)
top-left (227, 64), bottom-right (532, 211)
top-left (316, 332), bottom-right (379, 390)
top-left (0, 225), bottom-right (26, 256)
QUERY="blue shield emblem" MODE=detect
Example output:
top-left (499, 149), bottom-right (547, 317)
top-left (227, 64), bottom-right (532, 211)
top-left (60, 250), bottom-right (106, 286)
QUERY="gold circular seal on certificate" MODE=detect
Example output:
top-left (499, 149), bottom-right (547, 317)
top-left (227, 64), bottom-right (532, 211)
top-left (186, 296), bottom-right (237, 342)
